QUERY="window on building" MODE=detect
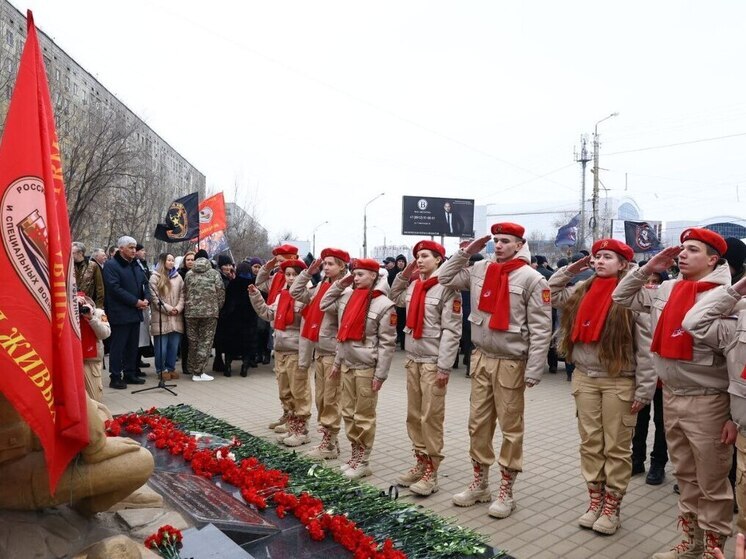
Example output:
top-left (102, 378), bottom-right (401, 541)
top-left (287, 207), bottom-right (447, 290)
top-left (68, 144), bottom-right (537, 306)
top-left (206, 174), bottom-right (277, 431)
top-left (5, 29), bottom-right (13, 47)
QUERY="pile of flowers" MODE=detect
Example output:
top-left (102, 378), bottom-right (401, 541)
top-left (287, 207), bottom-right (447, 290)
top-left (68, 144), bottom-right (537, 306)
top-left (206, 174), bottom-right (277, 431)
top-left (106, 405), bottom-right (496, 559)
top-left (144, 524), bottom-right (183, 559)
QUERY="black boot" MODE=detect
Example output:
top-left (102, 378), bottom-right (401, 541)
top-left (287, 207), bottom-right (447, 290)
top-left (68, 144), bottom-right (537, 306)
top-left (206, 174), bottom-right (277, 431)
top-left (240, 362), bottom-right (249, 377)
top-left (262, 352), bottom-right (271, 365)
top-left (212, 355), bottom-right (225, 373)
top-left (646, 464), bottom-right (665, 485)
top-left (224, 359), bottom-right (232, 377)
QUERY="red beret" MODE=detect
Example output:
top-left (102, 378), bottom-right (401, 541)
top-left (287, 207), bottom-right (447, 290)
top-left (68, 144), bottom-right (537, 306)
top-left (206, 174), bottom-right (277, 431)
top-left (413, 240), bottom-right (446, 259)
top-left (680, 228), bottom-right (727, 256)
top-left (592, 238), bottom-right (634, 261)
top-left (350, 258), bottom-right (380, 272)
top-left (490, 222), bottom-right (525, 239)
top-left (280, 259), bottom-right (307, 272)
top-left (272, 244), bottom-right (299, 256)
top-left (320, 247), bottom-right (350, 263)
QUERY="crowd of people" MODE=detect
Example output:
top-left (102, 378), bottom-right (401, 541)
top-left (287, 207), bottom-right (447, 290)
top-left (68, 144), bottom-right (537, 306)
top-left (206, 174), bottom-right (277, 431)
top-left (70, 224), bottom-right (746, 559)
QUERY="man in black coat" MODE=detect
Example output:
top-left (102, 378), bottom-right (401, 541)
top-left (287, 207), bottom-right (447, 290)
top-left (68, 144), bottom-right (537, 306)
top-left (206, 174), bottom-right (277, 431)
top-left (103, 236), bottom-right (151, 389)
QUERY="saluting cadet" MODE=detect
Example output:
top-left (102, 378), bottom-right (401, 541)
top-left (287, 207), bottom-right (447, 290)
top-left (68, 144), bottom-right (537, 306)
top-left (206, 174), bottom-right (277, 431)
top-left (438, 222), bottom-right (552, 519)
top-left (255, 243), bottom-right (300, 433)
top-left (249, 259), bottom-right (310, 448)
top-left (550, 239), bottom-right (655, 535)
top-left (319, 258), bottom-right (396, 480)
top-left (613, 228), bottom-right (733, 558)
top-left (683, 275), bottom-right (746, 537)
top-left (289, 247), bottom-right (350, 460)
top-left (389, 240), bottom-right (462, 496)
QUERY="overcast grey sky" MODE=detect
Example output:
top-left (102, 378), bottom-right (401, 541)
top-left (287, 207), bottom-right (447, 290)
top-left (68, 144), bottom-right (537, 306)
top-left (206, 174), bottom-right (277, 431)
top-left (13, 0), bottom-right (746, 256)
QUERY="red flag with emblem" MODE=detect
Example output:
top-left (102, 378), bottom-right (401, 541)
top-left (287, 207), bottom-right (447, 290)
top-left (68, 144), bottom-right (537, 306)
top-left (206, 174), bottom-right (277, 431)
top-left (0, 11), bottom-right (89, 492)
top-left (199, 192), bottom-right (228, 238)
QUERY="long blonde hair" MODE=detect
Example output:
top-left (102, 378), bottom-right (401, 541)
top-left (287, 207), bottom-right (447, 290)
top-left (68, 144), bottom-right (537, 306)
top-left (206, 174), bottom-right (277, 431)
top-left (156, 253), bottom-right (172, 296)
top-left (557, 269), bottom-right (636, 376)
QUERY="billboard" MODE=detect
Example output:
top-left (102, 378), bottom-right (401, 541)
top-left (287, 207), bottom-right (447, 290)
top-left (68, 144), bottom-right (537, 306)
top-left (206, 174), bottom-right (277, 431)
top-left (402, 196), bottom-right (475, 237)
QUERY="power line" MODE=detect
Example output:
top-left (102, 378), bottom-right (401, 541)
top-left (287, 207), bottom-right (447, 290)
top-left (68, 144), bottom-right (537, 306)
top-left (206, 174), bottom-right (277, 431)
top-left (605, 131), bottom-right (746, 156)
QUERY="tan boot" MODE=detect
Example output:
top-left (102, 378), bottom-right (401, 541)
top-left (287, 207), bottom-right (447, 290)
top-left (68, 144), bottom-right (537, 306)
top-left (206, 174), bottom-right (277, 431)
top-left (283, 418), bottom-right (311, 447)
top-left (592, 489), bottom-right (622, 535)
top-left (306, 427), bottom-right (339, 460)
top-left (340, 443), bottom-right (361, 473)
top-left (703, 530), bottom-right (727, 559)
top-left (268, 411), bottom-right (289, 430)
top-left (397, 452), bottom-right (427, 487)
top-left (169, 370), bottom-right (180, 379)
top-left (651, 513), bottom-right (705, 559)
top-left (578, 483), bottom-right (605, 529)
top-left (160, 371), bottom-right (172, 380)
top-left (452, 460), bottom-right (491, 507)
top-left (488, 467), bottom-right (518, 519)
top-left (410, 457), bottom-right (439, 496)
top-left (344, 444), bottom-right (372, 480)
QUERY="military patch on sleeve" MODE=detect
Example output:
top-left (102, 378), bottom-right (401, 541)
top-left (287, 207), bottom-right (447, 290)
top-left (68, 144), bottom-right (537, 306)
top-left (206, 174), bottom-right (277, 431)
top-left (452, 299), bottom-right (462, 314)
top-left (541, 289), bottom-right (551, 304)
top-left (390, 313), bottom-right (398, 326)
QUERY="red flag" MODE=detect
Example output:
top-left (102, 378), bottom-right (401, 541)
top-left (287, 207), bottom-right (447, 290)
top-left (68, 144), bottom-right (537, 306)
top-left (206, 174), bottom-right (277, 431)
top-left (199, 192), bottom-right (227, 238)
top-left (0, 11), bottom-right (89, 492)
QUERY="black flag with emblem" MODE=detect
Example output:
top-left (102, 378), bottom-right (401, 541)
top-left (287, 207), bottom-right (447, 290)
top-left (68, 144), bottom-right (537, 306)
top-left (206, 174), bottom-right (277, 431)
top-left (624, 220), bottom-right (662, 253)
top-left (154, 192), bottom-right (200, 243)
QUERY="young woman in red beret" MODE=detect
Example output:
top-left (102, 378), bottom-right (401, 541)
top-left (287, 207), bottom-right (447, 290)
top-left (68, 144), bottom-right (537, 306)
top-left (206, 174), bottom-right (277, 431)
top-left (389, 241), bottom-right (462, 496)
top-left (550, 238), bottom-right (655, 535)
top-left (249, 259), bottom-right (310, 448)
top-left (289, 247), bottom-right (350, 460)
top-left (319, 258), bottom-right (396, 480)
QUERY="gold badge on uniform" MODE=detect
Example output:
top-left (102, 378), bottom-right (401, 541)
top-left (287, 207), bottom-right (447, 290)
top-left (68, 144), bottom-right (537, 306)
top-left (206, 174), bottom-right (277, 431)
top-left (452, 300), bottom-right (462, 314)
top-left (390, 313), bottom-right (397, 326)
top-left (541, 289), bottom-right (551, 304)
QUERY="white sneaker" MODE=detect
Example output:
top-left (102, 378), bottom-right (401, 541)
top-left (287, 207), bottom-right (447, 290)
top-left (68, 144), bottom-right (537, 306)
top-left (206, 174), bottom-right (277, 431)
top-left (192, 373), bottom-right (214, 382)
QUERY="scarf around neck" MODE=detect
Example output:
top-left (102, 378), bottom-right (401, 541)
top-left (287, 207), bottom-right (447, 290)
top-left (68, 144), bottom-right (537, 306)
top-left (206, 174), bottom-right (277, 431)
top-left (571, 276), bottom-right (618, 344)
top-left (301, 281), bottom-right (332, 342)
top-left (406, 276), bottom-right (439, 339)
top-left (477, 259), bottom-right (526, 330)
top-left (650, 279), bottom-right (719, 360)
top-left (338, 288), bottom-right (382, 342)
top-left (267, 271), bottom-right (285, 305)
top-left (274, 289), bottom-right (295, 331)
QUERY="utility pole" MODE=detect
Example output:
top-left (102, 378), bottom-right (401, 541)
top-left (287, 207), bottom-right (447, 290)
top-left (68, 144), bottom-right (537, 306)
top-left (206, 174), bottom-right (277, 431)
top-left (592, 112), bottom-right (619, 242)
top-left (574, 135), bottom-right (591, 250)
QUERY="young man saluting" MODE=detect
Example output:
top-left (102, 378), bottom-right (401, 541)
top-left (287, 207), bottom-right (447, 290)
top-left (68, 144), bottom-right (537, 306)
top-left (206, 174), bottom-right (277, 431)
top-left (613, 228), bottom-right (733, 558)
top-left (438, 223), bottom-right (552, 519)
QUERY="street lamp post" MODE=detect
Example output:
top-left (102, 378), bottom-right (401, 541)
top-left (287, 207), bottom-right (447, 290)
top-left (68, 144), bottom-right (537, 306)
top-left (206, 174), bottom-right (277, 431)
top-left (363, 192), bottom-right (385, 258)
top-left (312, 220), bottom-right (328, 256)
top-left (592, 112), bottom-right (619, 242)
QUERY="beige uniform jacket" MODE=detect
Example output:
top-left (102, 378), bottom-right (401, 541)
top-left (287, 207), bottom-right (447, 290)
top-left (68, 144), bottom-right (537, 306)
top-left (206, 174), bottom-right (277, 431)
top-left (289, 270), bottom-right (341, 368)
top-left (612, 263), bottom-right (731, 395)
top-left (437, 244), bottom-right (552, 383)
top-left (682, 285), bottom-right (746, 431)
top-left (148, 272), bottom-right (185, 336)
top-left (389, 270), bottom-right (462, 373)
top-left (549, 266), bottom-right (656, 403)
top-left (249, 289), bottom-right (304, 353)
top-left (319, 281), bottom-right (397, 381)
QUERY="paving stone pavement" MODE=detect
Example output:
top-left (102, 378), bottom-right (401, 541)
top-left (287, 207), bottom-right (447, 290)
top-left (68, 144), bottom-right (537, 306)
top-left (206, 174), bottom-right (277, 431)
top-left (106, 351), bottom-right (737, 559)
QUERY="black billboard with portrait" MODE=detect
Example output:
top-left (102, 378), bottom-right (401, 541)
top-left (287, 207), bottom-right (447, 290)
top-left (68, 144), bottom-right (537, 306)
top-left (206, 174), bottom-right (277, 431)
top-left (401, 196), bottom-right (475, 237)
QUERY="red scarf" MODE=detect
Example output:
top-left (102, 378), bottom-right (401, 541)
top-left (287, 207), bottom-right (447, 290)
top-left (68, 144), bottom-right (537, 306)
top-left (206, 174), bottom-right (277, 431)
top-left (80, 318), bottom-right (98, 359)
top-left (571, 276), bottom-right (618, 344)
top-left (741, 364), bottom-right (746, 380)
top-left (274, 289), bottom-right (295, 331)
top-left (301, 281), bottom-right (332, 342)
top-left (338, 288), bottom-right (382, 342)
top-left (406, 276), bottom-right (439, 339)
top-left (651, 280), bottom-right (719, 360)
top-left (267, 272), bottom-right (285, 305)
top-left (477, 259), bottom-right (527, 330)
